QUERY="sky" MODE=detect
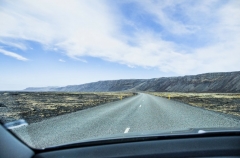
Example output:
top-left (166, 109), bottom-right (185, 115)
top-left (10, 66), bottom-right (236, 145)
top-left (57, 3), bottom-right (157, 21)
top-left (0, 0), bottom-right (240, 90)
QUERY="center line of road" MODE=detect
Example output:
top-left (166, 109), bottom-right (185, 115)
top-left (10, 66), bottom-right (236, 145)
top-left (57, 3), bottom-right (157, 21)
top-left (124, 127), bottom-right (130, 133)
top-left (139, 105), bottom-right (141, 107)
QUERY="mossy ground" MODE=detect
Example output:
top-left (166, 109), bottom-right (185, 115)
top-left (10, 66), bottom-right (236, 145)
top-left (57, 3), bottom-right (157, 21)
top-left (0, 92), bottom-right (136, 124)
top-left (148, 92), bottom-right (240, 117)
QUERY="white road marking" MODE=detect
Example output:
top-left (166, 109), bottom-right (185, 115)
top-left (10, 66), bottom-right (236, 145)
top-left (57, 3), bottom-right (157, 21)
top-left (124, 127), bottom-right (130, 133)
top-left (198, 130), bottom-right (206, 134)
top-left (139, 105), bottom-right (141, 107)
top-left (5, 124), bottom-right (28, 129)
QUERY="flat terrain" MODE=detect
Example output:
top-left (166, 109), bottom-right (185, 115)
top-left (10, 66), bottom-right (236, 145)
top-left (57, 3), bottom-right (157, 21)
top-left (148, 92), bottom-right (240, 117)
top-left (12, 93), bottom-right (240, 148)
top-left (0, 92), bottom-right (136, 124)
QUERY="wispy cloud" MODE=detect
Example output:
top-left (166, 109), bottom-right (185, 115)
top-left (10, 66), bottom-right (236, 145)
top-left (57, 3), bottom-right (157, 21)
top-left (59, 59), bottom-right (65, 62)
top-left (0, 39), bottom-right (27, 50)
top-left (0, 0), bottom-right (239, 74)
top-left (0, 48), bottom-right (28, 61)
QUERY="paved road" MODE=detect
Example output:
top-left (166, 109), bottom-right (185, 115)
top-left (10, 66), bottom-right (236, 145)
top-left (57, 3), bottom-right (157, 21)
top-left (13, 93), bottom-right (240, 148)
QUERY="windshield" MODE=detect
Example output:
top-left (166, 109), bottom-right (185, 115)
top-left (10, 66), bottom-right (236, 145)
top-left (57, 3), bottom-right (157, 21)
top-left (0, 0), bottom-right (240, 149)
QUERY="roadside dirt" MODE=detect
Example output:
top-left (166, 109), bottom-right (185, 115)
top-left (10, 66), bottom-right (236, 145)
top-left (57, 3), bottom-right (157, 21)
top-left (148, 92), bottom-right (240, 118)
top-left (0, 92), bottom-right (136, 124)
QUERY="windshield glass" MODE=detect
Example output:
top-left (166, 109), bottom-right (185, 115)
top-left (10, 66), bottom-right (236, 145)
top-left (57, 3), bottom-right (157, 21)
top-left (1, 0), bottom-right (240, 149)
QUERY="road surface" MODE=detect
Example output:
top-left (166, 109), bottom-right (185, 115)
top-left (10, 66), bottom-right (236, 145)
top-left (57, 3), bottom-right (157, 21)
top-left (13, 93), bottom-right (240, 148)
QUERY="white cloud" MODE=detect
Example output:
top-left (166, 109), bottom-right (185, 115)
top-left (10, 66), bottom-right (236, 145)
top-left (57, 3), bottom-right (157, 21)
top-left (118, 0), bottom-right (240, 74)
top-left (0, 48), bottom-right (28, 61)
top-left (0, 39), bottom-right (27, 50)
top-left (0, 0), bottom-right (239, 75)
top-left (135, 0), bottom-right (198, 35)
top-left (59, 59), bottom-right (65, 62)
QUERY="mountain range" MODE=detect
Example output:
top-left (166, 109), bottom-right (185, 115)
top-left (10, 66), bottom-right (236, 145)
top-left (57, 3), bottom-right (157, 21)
top-left (24, 71), bottom-right (240, 93)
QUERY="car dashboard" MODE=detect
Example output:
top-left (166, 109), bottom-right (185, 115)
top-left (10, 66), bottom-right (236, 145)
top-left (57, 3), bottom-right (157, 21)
top-left (1, 125), bottom-right (240, 158)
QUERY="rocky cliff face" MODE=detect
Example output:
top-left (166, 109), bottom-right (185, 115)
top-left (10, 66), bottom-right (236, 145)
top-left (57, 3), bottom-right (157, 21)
top-left (134, 71), bottom-right (240, 92)
top-left (54, 79), bottom-right (146, 92)
top-left (24, 71), bottom-right (240, 92)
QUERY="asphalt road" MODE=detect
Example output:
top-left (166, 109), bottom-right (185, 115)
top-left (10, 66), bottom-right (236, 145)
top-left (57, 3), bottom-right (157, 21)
top-left (13, 93), bottom-right (240, 148)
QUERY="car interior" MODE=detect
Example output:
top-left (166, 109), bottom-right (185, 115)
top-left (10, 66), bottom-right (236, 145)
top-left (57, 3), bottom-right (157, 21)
top-left (1, 124), bottom-right (240, 158)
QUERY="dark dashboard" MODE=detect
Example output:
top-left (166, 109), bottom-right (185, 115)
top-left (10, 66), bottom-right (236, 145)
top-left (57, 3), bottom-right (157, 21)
top-left (1, 125), bottom-right (240, 158)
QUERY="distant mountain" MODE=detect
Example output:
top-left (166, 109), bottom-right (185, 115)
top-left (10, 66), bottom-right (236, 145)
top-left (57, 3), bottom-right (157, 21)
top-left (24, 71), bottom-right (240, 93)
top-left (24, 86), bottom-right (59, 91)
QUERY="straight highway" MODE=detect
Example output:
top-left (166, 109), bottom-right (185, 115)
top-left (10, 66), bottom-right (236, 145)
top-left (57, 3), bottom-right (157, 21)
top-left (13, 93), bottom-right (240, 148)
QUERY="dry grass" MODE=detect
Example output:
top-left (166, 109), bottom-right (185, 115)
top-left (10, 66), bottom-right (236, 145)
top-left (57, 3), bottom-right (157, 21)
top-left (147, 92), bottom-right (240, 117)
top-left (0, 92), bottom-right (136, 124)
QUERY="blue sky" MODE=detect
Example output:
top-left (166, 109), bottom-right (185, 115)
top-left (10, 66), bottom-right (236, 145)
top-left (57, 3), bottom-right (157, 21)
top-left (0, 0), bottom-right (240, 90)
